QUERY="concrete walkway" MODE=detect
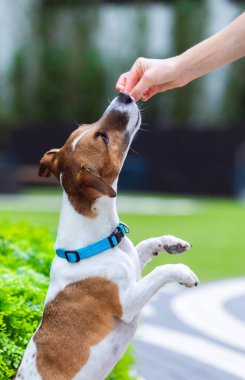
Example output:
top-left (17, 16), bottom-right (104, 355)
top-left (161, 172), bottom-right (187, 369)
top-left (135, 278), bottom-right (245, 380)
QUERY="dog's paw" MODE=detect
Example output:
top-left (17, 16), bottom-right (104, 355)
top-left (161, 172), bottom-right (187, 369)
top-left (160, 235), bottom-right (192, 254)
top-left (175, 263), bottom-right (199, 288)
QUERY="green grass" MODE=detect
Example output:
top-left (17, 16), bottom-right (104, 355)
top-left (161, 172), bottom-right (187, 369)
top-left (123, 197), bottom-right (245, 281)
top-left (1, 195), bottom-right (245, 281)
top-left (0, 211), bottom-right (60, 229)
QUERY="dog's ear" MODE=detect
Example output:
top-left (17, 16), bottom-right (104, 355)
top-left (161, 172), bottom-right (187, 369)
top-left (79, 171), bottom-right (116, 199)
top-left (39, 149), bottom-right (60, 178)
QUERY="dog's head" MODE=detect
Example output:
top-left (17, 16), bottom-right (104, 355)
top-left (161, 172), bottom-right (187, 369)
top-left (39, 93), bottom-right (141, 215)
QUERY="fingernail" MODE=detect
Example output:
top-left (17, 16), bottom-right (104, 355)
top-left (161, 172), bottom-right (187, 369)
top-left (131, 95), bottom-right (136, 102)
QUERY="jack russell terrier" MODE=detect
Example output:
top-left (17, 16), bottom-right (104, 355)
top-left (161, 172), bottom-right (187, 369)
top-left (15, 92), bottom-right (199, 380)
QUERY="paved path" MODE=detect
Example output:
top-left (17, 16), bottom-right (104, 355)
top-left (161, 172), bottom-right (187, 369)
top-left (134, 278), bottom-right (245, 380)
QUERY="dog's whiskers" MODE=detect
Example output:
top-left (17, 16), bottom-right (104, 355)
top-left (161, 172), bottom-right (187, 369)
top-left (138, 102), bottom-right (149, 111)
top-left (139, 107), bottom-right (150, 113)
top-left (139, 127), bottom-right (150, 132)
top-left (74, 120), bottom-right (82, 128)
top-left (129, 146), bottom-right (140, 155)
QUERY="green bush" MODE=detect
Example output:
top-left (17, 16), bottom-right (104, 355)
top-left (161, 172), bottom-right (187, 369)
top-left (0, 222), bottom-right (136, 380)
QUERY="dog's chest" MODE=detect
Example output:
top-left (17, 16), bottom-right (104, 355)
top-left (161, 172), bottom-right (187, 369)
top-left (46, 239), bottom-right (140, 305)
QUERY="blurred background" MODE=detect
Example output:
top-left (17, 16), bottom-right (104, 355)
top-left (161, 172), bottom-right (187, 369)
top-left (0, 0), bottom-right (244, 196)
top-left (0, 1), bottom-right (245, 380)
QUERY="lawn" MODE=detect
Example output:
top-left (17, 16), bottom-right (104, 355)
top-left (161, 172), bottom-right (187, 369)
top-left (1, 193), bottom-right (245, 281)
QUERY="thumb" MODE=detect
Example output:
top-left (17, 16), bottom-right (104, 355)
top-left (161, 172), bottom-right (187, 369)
top-left (129, 74), bottom-right (151, 102)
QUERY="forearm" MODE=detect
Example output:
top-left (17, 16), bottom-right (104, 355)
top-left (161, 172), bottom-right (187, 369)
top-left (178, 12), bottom-right (245, 83)
top-left (121, 264), bottom-right (199, 323)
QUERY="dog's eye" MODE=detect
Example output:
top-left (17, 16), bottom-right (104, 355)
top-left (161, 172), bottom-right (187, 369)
top-left (96, 132), bottom-right (109, 145)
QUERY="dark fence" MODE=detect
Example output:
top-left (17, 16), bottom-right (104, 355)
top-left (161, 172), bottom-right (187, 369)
top-left (2, 125), bottom-right (245, 196)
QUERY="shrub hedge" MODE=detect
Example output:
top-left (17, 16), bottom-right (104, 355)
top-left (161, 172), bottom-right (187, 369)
top-left (0, 222), bottom-right (136, 380)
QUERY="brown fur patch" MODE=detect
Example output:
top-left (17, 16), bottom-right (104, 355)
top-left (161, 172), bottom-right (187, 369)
top-left (39, 109), bottom-right (131, 217)
top-left (34, 276), bottom-right (122, 380)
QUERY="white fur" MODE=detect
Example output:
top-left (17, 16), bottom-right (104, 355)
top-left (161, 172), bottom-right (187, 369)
top-left (17, 97), bottom-right (199, 380)
top-left (73, 317), bottom-right (139, 380)
top-left (16, 338), bottom-right (41, 379)
top-left (135, 235), bottom-right (192, 269)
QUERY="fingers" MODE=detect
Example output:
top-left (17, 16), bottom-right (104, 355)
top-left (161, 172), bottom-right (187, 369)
top-left (115, 58), bottom-right (145, 97)
top-left (129, 74), bottom-right (152, 102)
top-left (124, 59), bottom-right (143, 94)
top-left (141, 82), bottom-right (174, 101)
top-left (115, 72), bottom-right (128, 92)
top-left (116, 74), bottom-right (174, 102)
top-left (116, 58), bottom-right (173, 102)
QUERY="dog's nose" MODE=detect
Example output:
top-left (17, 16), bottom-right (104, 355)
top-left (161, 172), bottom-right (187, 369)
top-left (117, 92), bottom-right (134, 104)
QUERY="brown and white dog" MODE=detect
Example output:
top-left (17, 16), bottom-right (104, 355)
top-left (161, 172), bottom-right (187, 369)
top-left (16, 92), bottom-right (199, 380)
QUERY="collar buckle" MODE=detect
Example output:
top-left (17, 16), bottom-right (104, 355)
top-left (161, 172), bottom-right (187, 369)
top-left (64, 250), bottom-right (80, 263)
top-left (108, 225), bottom-right (124, 248)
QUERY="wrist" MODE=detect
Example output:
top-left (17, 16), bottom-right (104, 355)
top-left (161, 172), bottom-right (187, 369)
top-left (173, 54), bottom-right (192, 87)
top-left (178, 38), bottom-right (219, 84)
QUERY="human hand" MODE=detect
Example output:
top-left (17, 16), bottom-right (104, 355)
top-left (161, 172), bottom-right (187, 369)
top-left (116, 56), bottom-right (188, 102)
top-left (116, 14), bottom-right (245, 102)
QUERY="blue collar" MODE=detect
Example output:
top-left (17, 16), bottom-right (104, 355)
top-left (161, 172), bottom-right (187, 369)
top-left (56, 222), bottom-right (130, 263)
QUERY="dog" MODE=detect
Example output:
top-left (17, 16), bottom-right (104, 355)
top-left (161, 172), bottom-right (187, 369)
top-left (15, 92), bottom-right (199, 380)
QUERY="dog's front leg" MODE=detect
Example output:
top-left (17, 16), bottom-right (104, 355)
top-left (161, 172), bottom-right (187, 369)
top-left (136, 235), bottom-right (192, 270)
top-left (121, 263), bottom-right (199, 323)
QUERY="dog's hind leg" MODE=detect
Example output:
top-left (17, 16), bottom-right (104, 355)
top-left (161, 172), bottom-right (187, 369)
top-left (136, 235), bottom-right (192, 270)
top-left (121, 263), bottom-right (199, 323)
